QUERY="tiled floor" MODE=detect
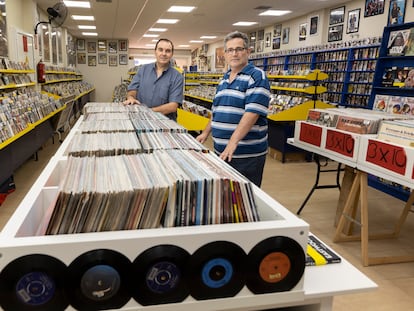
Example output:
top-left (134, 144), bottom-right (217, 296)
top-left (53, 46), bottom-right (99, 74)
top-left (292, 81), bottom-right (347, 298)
top-left (1, 134), bottom-right (414, 310)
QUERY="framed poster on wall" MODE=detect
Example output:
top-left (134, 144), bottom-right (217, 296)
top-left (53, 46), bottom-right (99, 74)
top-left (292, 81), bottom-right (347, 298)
top-left (347, 9), bottom-right (361, 33)
top-left (329, 6), bottom-right (345, 25)
top-left (328, 24), bottom-right (344, 42)
top-left (388, 0), bottom-right (406, 25)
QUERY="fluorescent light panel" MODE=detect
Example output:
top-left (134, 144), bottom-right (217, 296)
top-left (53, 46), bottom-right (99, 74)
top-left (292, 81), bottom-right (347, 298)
top-left (168, 6), bottom-right (195, 13)
top-left (143, 34), bottom-right (159, 38)
top-left (233, 21), bottom-right (257, 26)
top-left (190, 40), bottom-right (203, 43)
top-left (157, 19), bottom-right (179, 24)
top-left (200, 36), bottom-right (217, 39)
top-left (149, 28), bottom-right (167, 32)
top-left (259, 10), bottom-right (291, 16)
top-left (63, 1), bottom-right (90, 8)
top-left (82, 32), bottom-right (98, 36)
top-left (78, 25), bottom-right (96, 29)
top-left (72, 15), bottom-right (95, 21)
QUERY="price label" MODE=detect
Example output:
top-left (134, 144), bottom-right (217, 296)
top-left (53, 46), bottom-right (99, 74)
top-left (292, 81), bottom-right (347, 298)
top-left (366, 139), bottom-right (407, 176)
top-left (325, 129), bottom-right (355, 158)
top-left (299, 123), bottom-right (322, 147)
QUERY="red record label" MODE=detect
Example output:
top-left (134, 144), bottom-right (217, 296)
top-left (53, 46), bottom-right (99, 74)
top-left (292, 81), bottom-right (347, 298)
top-left (258, 252), bottom-right (291, 283)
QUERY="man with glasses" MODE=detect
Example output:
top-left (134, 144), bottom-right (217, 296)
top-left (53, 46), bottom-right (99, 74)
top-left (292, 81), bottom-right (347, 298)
top-left (124, 38), bottom-right (183, 120)
top-left (196, 31), bottom-right (271, 187)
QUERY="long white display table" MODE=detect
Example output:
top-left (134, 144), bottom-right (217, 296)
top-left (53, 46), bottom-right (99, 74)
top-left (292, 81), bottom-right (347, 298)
top-left (0, 116), bottom-right (376, 310)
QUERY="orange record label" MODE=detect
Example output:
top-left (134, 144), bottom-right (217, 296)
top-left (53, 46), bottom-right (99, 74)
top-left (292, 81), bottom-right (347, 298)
top-left (258, 252), bottom-right (291, 283)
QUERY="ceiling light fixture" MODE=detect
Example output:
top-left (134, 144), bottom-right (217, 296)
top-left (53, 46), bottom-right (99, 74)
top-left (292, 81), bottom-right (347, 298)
top-left (72, 15), bottom-right (95, 21)
top-left (259, 9), bottom-right (291, 16)
top-left (157, 19), bottom-right (179, 24)
top-left (190, 40), bottom-right (204, 43)
top-left (149, 28), bottom-right (167, 32)
top-left (200, 36), bottom-right (217, 39)
top-left (78, 25), bottom-right (96, 29)
top-left (63, 1), bottom-right (91, 8)
top-left (233, 21), bottom-right (257, 26)
top-left (168, 6), bottom-right (196, 13)
top-left (82, 32), bottom-right (98, 36)
top-left (143, 34), bottom-right (159, 38)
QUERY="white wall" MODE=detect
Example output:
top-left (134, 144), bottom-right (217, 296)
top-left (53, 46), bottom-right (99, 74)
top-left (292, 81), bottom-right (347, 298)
top-left (202, 0), bottom-right (414, 71)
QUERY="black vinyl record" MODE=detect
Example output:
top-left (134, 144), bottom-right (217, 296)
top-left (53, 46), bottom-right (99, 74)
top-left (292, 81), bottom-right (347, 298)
top-left (0, 254), bottom-right (69, 311)
top-left (65, 249), bottom-right (132, 310)
top-left (131, 244), bottom-right (190, 305)
top-left (245, 236), bottom-right (306, 294)
top-left (188, 240), bottom-right (247, 300)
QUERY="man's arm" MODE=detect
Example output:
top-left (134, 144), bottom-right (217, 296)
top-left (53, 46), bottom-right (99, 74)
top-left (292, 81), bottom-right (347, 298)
top-left (219, 112), bottom-right (259, 162)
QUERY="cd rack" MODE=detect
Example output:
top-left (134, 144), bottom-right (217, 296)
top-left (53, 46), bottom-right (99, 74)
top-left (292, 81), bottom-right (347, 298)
top-left (0, 106), bottom-right (309, 311)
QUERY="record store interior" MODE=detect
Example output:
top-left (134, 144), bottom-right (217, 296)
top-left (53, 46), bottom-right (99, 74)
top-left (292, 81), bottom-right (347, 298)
top-left (1, 0), bottom-right (414, 310)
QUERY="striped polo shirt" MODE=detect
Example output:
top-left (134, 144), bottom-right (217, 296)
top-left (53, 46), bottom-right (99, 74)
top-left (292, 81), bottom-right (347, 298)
top-left (211, 63), bottom-right (270, 158)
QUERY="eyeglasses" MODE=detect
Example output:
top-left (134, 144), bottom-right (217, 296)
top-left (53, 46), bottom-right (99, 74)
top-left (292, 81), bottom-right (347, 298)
top-left (225, 47), bottom-right (246, 53)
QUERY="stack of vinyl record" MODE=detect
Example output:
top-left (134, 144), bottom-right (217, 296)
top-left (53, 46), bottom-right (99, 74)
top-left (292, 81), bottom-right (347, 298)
top-left (42, 103), bottom-right (258, 235)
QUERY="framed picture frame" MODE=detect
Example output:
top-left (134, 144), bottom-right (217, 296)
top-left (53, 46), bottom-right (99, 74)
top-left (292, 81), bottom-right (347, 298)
top-left (87, 41), bottom-right (96, 53)
top-left (328, 24), bottom-right (344, 42)
top-left (215, 47), bottom-right (225, 68)
top-left (364, 0), bottom-right (385, 17)
top-left (88, 55), bottom-right (96, 66)
top-left (388, 0), bottom-right (406, 26)
top-left (347, 8), bottom-right (361, 33)
top-left (329, 6), bottom-right (345, 25)
top-left (98, 53), bottom-right (107, 64)
top-left (273, 24), bottom-right (282, 37)
top-left (98, 40), bottom-right (107, 52)
top-left (299, 23), bottom-right (307, 41)
top-left (77, 39), bottom-right (85, 51)
top-left (119, 54), bottom-right (128, 65)
top-left (272, 37), bottom-right (281, 50)
top-left (282, 27), bottom-right (290, 44)
top-left (257, 29), bottom-right (265, 41)
top-left (249, 31), bottom-right (256, 52)
top-left (77, 52), bottom-right (86, 64)
top-left (265, 32), bottom-right (271, 48)
top-left (108, 41), bottom-right (118, 53)
top-left (109, 55), bottom-right (117, 66)
top-left (310, 15), bottom-right (319, 36)
top-left (119, 40), bottom-right (128, 51)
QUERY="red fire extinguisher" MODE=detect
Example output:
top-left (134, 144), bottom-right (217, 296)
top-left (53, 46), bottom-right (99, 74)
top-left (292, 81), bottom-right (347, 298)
top-left (37, 59), bottom-right (45, 83)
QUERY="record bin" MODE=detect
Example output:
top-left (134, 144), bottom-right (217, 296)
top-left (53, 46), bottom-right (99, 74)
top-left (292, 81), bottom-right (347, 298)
top-left (0, 117), bottom-right (309, 311)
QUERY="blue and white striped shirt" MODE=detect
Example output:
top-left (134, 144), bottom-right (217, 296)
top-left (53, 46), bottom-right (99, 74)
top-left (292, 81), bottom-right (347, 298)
top-left (212, 63), bottom-right (270, 158)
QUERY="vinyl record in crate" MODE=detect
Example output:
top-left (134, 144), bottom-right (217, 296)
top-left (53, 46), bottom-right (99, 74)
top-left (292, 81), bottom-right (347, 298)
top-left (0, 254), bottom-right (69, 311)
top-left (188, 240), bottom-right (247, 300)
top-left (245, 236), bottom-right (305, 294)
top-left (131, 244), bottom-right (190, 305)
top-left (65, 249), bottom-right (132, 311)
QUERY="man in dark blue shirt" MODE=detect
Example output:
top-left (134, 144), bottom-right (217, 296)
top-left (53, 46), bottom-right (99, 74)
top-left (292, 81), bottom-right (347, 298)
top-left (124, 38), bottom-right (183, 120)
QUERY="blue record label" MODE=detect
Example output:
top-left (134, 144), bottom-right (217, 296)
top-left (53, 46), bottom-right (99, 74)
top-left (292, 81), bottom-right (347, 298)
top-left (80, 265), bottom-right (121, 301)
top-left (201, 258), bottom-right (233, 288)
top-left (146, 261), bottom-right (180, 293)
top-left (16, 272), bottom-right (55, 306)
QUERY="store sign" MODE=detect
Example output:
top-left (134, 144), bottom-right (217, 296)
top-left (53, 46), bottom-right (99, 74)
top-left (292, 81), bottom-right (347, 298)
top-left (299, 123), bottom-right (322, 147)
top-left (325, 129), bottom-right (354, 157)
top-left (366, 139), bottom-right (406, 175)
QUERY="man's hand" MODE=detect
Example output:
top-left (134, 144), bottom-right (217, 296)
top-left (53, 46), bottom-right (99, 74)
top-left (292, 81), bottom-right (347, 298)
top-left (123, 95), bottom-right (140, 106)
